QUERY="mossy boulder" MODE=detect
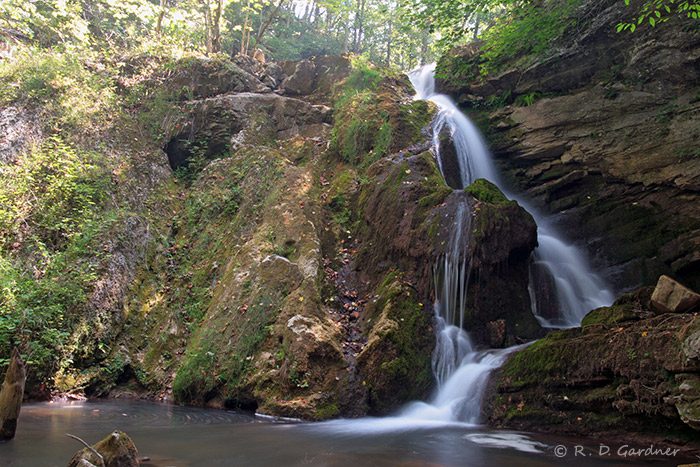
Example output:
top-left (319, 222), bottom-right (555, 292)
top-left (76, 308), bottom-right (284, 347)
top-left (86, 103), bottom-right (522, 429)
top-left (329, 64), bottom-right (435, 167)
top-left (357, 150), bottom-right (540, 348)
top-left (357, 278), bottom-right (435, 414)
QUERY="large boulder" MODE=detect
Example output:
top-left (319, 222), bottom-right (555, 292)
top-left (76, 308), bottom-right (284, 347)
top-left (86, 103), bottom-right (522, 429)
top-left (650, 275), bottom-right (700, 313)
top-left (281, 60), bottom-right (317, 96)
top-left (358, 152), bottom-right (540, 348)
top-left (162, 93), bottom-right (331, 170)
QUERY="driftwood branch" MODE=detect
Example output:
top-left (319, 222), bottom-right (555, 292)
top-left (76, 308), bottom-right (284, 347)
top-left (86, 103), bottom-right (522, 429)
top-left (66, 433), bottom-right (106, 467)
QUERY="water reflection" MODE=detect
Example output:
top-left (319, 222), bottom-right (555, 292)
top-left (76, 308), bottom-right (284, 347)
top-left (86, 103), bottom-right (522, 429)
top-left (0, 401), bottom-right (690, 467)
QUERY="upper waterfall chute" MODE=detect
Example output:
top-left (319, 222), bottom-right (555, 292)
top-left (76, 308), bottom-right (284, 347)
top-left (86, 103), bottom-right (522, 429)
top-left (407, 64), bottom-right (613, 327)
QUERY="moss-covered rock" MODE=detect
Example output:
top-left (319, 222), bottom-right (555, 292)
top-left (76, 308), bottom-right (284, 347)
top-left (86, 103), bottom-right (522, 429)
top-left (356, 148), bottom-right (540, 348)
top-left (486, 283), bottom-right (700, 445)
top-left (357, 277), bottom-right (435, 414)
top-left (67, 431), bottom-right (138, 467)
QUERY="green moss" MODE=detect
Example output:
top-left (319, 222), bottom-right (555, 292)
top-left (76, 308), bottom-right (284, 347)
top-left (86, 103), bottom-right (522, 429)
top-left (500, 329), bottom-right (581, 386)
top-left (464, 179), bottom-right (509, 205)
top-left (330, 64), bottom-right (435, 168)
top-left (581, 305), bottom-right (637, 327)
top-left (173, 289), bottom-right (281, 404)
top-left (360, 276), bottom-right (434, 413)
top-left (314, 401), bottom-right (341, 419)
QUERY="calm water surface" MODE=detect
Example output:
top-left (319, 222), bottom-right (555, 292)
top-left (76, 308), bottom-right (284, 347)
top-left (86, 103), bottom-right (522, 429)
top-left (0, 400), bottom-right (692, 466)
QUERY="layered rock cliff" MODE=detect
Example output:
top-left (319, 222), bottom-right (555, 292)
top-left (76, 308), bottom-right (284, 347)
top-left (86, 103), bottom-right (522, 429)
top-left (437, 0), bottom-right (700, 295)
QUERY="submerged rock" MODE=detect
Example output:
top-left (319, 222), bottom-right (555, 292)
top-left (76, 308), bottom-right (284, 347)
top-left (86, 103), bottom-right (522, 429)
top-left (67, 431), bottom-right (139, 467)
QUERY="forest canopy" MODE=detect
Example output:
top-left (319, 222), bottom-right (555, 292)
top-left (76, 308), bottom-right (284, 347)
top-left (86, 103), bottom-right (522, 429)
top-left (0, 0), bottom-right (697, 70)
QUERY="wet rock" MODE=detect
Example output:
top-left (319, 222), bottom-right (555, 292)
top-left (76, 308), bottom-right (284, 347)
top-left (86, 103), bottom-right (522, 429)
top-left (67, 431), bottom-right (138, 467)
top-left (358, 152), bottom-right (540, 349)
top-left (673, 374), bottom-right (700, 430)
top-left (684, 331), bottom-right (700, 361)
top-left (357, 279), bottom-right (435, 414)
top-left (0, 348), bottom-right (25, 440)
top-left (650, 275), bottom-right (700, 313)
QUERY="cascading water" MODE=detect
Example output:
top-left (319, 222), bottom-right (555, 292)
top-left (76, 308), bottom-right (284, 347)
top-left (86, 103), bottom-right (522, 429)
top-left (398, 64), bottom-right (614, 424)
top-left (410, 64), bottom-right (613, 327)
top-left (399, 199), bottom-right (516, 424)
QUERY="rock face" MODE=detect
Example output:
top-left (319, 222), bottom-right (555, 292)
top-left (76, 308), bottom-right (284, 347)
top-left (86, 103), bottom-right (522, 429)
top-left (67, 431), bottom-right (139, 467)
top-left (355, 154), bottom-right (540, 412)
top-left (0, 348), bottom-right (25, 440)
top-left (1, 51), bottom-right (558, 420)
top-left (437, 0), bottom-right (700, 294)
top-left (485, 284), bottom-right (700, 443)
top-left (163, 92), bottom-right (332, 170)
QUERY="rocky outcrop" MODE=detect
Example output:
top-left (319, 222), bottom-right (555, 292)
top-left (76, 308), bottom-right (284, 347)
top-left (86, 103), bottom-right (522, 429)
top-left (0, 106), bottom-right (40, 164)
top-left (485, 280), bottom-right (700, 444)
top-left (163, 92), bottom-right (332, 169)
top-left (348, 148), bottom-right (540, 412)
top-left (358, 153), bottom-right (540, 349)
top-left (437, 0), bottom-right (700, 294)
top-left (280, 55), bottom-right (352, 98)
top-left (67, 431), bottom-right (139, 467)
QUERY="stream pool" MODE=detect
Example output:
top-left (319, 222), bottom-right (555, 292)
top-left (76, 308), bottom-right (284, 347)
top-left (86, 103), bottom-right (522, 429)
top-left (0, 400), bottom-right (693, 466)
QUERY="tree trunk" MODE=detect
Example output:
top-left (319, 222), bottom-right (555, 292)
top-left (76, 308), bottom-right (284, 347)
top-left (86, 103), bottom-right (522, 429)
top-left (0, 348), bottom-right (25, 441)
top-left (241, 0), bottom-right (252, 55)
top-left (156, 0), bottom-right (166, 37)
top-left (352, 0), bottom-right (366, 53)
top-left (204, 0), bottom-right (212, 55)
top-left (211, 0), bottom-right (223, 53)
top-left (252, 0), bottom-right (286, 53)
top-left (386, 13), bottom-right (392, 66)
top-left (420, 29), bottom-right (429, 66)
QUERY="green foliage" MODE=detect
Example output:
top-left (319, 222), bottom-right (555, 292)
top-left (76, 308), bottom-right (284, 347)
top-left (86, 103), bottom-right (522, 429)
top-left (514, 91), bottom-right (538, 107)
top-left (0, 136), bottom-right (113, 379)
top-left (617, 0), bottom-right (700, 32)
top-left (675, 146), bottom-right (700, 162)
top-left (0, 136), bottom-right (109, 249)
top-left (0, 49), bottom-right (118, 132)
top-left (434, 48), bottom-right (480, 89)
top-left (480, 0), bottom-right (582, 75)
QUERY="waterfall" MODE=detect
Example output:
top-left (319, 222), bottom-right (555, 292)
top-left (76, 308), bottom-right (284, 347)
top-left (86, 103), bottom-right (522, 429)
top-left (399, 199), bottom-right (516, 424)
top-left (410, 64), bottom-right (613, 327)
top-left (399, 64), bottom-right (614, 424)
